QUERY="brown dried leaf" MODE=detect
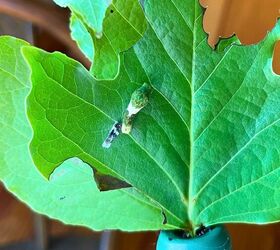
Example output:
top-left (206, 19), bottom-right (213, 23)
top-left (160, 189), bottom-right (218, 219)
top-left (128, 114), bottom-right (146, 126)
top-left (200, 0), bottom-right (280, 48)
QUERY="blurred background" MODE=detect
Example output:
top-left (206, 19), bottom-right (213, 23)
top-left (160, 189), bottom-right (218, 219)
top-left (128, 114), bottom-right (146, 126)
top-left (0, 0), bottom-right (280, 249)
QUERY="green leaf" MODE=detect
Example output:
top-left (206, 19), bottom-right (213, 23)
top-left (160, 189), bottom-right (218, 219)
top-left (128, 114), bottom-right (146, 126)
top-left (70, 13), bottom-right (95, 62)
top-left (57, 0), bottom-right (147, 79)
top-left (216, 36), bottom-right (241, 53)
top-left (134, 0), bottom-right (280, 227)
top-left (0, 36), bottom-right (176, 231)
top-left (53, 0), bottom-right (111, 36)
top-left (23, 47), bottom-right (188, 229)
top-left (25, 0), bottom-right (280, 230)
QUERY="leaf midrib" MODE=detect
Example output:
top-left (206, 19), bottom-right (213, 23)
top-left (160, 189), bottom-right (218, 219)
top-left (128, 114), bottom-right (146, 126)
top-left (188, 0), bottom-right (198, 224)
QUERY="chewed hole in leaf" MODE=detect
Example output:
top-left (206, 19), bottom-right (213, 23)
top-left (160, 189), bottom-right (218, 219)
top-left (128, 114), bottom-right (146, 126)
top-left (273, 40), bottom-right (280, 75)
top-left (93, 169), bottom-right (132, 191)
top-left (161, 210), bottom-right (168, 225)
top-left (50, 157), bottom-right (131, 192)
top-left (201, 0), bottom-right (280, 48)
top-left (215, 36), bottom-right (241, 53)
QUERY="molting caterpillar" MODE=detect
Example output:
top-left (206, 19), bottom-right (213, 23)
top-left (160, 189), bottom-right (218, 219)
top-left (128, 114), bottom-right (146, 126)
top-left (102, 82), bottom-right (152, 148)
top-left (122, 82), bottom-right (152, 134)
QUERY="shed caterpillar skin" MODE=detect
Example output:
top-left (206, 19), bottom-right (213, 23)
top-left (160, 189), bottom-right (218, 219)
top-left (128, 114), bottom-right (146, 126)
top-left (102, 82), bottom-right (151, 148)
top-left (122, 82), bottom-right (152, 134)
top-left (102, 122), bottom-right (122, 149)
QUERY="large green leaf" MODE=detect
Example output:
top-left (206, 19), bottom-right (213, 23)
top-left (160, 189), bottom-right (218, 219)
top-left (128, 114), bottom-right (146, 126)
top-left (55, 0), bottom-right (147, 80)
top-left (24, 0), bottom-right (280, 230)
top-left (0, 36), bottom-right (176, 231)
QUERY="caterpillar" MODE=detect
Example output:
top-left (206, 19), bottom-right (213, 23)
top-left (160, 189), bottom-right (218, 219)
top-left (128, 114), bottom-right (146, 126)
top-left (102, 82), bottom-right (152, 148)
top-left (122, 82), bottom-right (152, 134)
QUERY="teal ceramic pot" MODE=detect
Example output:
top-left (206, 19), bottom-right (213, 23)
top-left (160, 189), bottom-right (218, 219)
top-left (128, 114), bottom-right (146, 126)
top-left (156, 225), bottom-right (231, 250)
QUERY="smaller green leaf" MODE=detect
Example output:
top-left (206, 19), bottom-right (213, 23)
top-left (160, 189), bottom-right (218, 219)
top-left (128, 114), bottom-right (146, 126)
top-left (0, 36), bottom-right (173, 231)
top-left (67, 0), bottom-right (147, 79)
top-left (70, 13), bottom-right (94, 61)
top-left (53, 0), bottom-right (111, 36)
top-left (22, 45), bottom-right (189, 228)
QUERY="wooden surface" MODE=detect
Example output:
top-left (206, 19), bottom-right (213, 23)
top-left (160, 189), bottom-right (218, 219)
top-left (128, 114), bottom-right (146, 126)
top-left (201, 0), bottom-right (280, 47)
top-left (0, 0), bottom-right (89, 67)
top-left (0, 185), bottom-right (33, 245)
top-left (228, 224), bottom-right (280, 250)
